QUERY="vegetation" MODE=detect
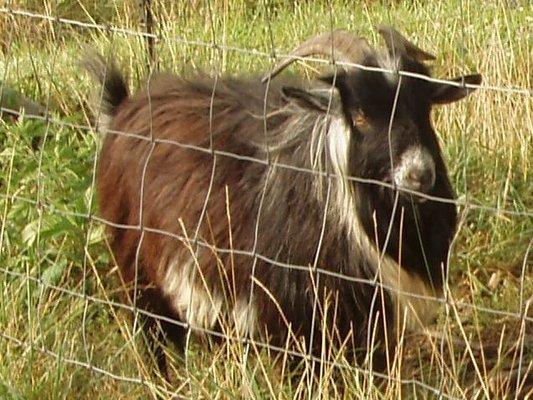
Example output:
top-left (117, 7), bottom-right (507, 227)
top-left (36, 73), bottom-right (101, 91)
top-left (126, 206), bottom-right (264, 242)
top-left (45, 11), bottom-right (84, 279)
top-left (0, 0), bottom-right (531, 398)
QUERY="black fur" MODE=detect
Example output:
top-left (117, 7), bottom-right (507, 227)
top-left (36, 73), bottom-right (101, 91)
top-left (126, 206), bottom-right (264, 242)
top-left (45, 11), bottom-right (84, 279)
top-left (84, 54), bottom-right (128, 116)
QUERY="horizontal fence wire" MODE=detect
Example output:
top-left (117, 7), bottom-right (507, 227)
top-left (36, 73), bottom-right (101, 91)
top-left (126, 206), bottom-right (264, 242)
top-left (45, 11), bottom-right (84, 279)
top-left (1, 190), bottom-right (531, 323)
top-left (1, 7), bottom-right (532, 95)
top-left (0, 4), bottom-right (531, 399)
top-left (0, 106), bottom-right (531, 218)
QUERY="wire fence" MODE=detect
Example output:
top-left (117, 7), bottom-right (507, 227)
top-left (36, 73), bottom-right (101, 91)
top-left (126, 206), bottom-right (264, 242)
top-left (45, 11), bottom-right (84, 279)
top-left (0, 2), bottom-right (531, 399)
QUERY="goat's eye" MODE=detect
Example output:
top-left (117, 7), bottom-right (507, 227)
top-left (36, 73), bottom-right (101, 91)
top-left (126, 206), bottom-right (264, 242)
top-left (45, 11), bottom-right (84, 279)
top-left (351, 109), bottom-right (368, 128)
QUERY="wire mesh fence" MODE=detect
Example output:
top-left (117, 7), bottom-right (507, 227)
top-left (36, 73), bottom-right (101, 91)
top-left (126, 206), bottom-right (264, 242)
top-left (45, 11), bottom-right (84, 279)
top-left (0, 1), bottom-right (531, 399)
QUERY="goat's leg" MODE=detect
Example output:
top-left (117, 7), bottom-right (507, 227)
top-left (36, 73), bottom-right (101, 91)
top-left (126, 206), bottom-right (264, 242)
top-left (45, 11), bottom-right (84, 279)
top-left (137, 288), bottom-right (188, 381)
top-left (138, 312), bottom-right (171, 380)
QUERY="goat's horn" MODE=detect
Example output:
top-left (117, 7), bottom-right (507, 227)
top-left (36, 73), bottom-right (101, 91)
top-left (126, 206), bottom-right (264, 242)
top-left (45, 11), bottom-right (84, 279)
top-left (377, 25), bottom-right (436, 61)
top-left (262, 30), bottom-right (372, 83)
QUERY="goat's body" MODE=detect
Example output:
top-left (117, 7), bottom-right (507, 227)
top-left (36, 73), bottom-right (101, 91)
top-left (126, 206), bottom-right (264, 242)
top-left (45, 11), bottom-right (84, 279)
top-left (88, 25), bottom-right (485, 377)
top-left (98, 72), bottom-right (452, 361)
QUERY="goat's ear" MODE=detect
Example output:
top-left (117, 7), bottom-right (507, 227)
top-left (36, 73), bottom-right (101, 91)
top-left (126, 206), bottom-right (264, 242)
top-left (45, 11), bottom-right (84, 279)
top-left (318, 73), bottom-right (349, 95)
top-left (282, 86), bottom-right (334, 113)
top-left (431, 74), bottom-right (482, 104)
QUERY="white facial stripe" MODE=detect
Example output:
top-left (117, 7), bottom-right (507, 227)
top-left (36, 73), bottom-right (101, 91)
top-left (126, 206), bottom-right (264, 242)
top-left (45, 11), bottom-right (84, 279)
top-left (325, 121), bottom-right (438, 331)
top-left (393, 146), bottom-right (436, 193)
top-left (328, 117), bottom-right (351, 178)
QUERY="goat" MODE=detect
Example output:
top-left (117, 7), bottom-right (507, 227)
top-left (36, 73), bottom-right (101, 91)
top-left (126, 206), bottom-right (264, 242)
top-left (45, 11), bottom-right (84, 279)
top-left (86, 26), bottom-right (481, 374)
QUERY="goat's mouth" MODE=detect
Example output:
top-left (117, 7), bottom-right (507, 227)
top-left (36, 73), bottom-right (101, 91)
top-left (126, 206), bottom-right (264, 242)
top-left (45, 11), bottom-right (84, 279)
top-left (373, 175), bottom-right (431, 204)
top-left (392, 171), bottom-right (435, 203)
top-left (395, 183), bottom-right (432, 204)
top-left (405, 191), bottom-right (429, 204)
top-left (387, 180), bottom-right (431, 204)
top-left (377, 175), bottom-right (426, 202)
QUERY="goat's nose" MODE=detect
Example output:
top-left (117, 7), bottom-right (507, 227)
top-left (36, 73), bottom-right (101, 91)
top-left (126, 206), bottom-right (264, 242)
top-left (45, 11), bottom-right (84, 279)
top-left (393, 146), bottom-right (436, 196)
top-left (407, 167), bottom-right (434, 191)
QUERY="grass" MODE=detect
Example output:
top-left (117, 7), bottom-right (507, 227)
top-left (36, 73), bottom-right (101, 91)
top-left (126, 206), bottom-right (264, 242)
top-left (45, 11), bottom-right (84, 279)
top-left (0, 0), bottom-right (532, 398)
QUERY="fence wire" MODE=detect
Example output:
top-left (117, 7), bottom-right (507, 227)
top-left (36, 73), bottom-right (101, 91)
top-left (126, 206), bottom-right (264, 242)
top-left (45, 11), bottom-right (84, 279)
top-left (0, 3), bottom-right (531, 399)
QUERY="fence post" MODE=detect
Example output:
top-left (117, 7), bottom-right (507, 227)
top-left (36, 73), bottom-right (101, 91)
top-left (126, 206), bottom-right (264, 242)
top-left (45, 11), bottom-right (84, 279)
top-left (140, 0), bottom-right (157, 71)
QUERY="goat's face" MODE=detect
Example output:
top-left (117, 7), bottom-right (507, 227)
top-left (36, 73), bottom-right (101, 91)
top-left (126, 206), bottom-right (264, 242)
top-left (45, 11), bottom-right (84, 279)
top-left (281, 54), bottom-right (481, 202)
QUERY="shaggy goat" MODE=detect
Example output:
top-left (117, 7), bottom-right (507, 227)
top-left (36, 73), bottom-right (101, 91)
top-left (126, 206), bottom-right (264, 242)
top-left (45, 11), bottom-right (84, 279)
top-left (86, 26), bottom-right (481, 372)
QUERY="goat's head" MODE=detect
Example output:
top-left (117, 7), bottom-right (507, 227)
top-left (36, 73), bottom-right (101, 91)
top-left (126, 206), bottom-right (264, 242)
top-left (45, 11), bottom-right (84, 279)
top-left (264, 26), bottom-right (481, 202)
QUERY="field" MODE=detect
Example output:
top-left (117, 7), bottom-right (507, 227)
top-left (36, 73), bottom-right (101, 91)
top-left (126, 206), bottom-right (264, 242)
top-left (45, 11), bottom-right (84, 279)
top-left (0, 0), bottom-right (531, 399)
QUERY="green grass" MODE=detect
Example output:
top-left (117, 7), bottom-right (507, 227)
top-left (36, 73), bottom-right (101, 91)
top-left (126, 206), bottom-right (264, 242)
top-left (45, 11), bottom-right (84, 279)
top-left (0, 0), bottom-right (531, 398)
